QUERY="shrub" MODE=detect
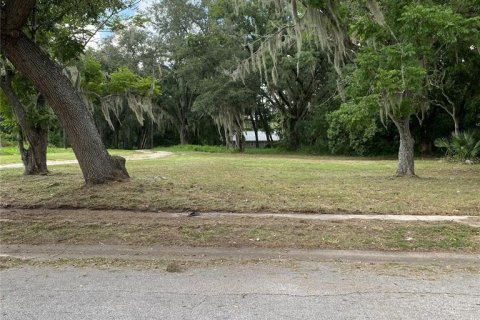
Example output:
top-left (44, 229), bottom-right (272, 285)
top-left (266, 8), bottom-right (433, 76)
top-left (434, 131), bottom-right (480, 163)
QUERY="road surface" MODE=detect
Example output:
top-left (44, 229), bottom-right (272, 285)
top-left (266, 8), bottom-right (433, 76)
top-left (1, 257), bottom-right (479, 319)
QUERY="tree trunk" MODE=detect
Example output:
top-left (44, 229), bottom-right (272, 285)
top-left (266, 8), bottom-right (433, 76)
top-left (179, 124), bottom-right (189, 145)
top-left (63, 127), bottom-right (67, 149)
top-left (393, 116), bottom-right (416, 177)
top-left (235, 130), bottom-right (244, 152)
top-left (1, 32), bottom-right (129, 184)
top-left (150, 119), bottom-right (154, 149)
top-left (17, 132), bottom-right (28, 168)
top-left (287, 117), bottom-right (300, 150)
top-left (259, 112), bottom-right (273, 143)
top-left (21, 128), bottom-right (49, 175)
top-left (1, 72), bottom-right (48, 175)
top-left (453, 115), bottom-right (460, 136)
top-left (250, 113), bottom-right (259, 148)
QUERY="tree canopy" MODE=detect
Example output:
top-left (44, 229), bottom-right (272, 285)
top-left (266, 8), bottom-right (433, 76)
top-left (1, 0), bottom-right (479, 179)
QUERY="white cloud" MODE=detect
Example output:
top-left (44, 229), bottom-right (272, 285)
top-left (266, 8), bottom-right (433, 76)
top-left (83, 25), bottom-right (106, 50)
top-left (138, 0), bottom-right (156, 12)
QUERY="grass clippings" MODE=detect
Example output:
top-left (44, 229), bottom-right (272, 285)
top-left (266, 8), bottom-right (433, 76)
top-left (1, 210), bottom-right (478, 252)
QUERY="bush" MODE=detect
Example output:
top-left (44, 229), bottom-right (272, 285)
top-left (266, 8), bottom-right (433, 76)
top-left (434, 131), bottom-right (480, 163)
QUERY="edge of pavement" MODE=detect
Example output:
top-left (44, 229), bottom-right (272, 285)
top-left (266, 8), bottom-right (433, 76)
top-left (1, 244), bottom-right (479, 266)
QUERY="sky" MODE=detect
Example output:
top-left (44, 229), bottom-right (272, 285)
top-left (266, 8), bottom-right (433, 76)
top-left (86, 0), bottom-right (154, 49)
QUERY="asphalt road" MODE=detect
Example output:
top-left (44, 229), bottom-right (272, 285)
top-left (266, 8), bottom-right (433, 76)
top-left (1, 261), bottom-right (479, 320)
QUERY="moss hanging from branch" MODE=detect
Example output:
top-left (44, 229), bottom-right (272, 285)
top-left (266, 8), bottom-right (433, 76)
top-left (233, 0), bottom-right (349, 83)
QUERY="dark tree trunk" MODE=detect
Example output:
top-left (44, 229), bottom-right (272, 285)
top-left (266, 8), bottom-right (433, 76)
top-left (179, 124), bottom-right (189, 145)
top-left (1, 71), bottom-right (48, 175)
top-left (287, 117), bottom-right (300, 150)
top-left (259, 112), bottom-right (273, 143)
top-left (17, 132), bottom-right (28, 168)
top-left (21, 127), bottom-right (49, 175)
top-left (393, 116), bottom-right (416, 177)
top-left (419, 128), bottom-right (431, 155)
top-left (150, 119), bottom-right (154, 149)
top-left (250, 112), bottom-right (259, 148)
top-left (1, 32), bottom-right (129, 184)
top-left (137, 126), bottom-right (148, 149)
top-left (235, 130), bottom-right (244, 152)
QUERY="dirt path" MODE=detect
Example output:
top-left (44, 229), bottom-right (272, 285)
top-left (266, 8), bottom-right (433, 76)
top-left (2, 208), bottom-right (479, 226)
top-left (0, 150), bottom-right (173, 169)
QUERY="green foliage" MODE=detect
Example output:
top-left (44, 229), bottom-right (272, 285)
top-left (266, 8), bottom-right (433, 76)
top-left (434, 131), bottom-right (480, 162)
top-left (0, 74), bottom-right (55, 131)
top-left (0, 91), bottom-right (17, 133)
top-left (349, 42), bottom-right (427, 120)
top-left (327, 97), bottom-right (381, 155)
top-left (107, 67), bottom-right (160, 95)
top-left (399, 4), bottom-right (477, 47)
top-left (31, 0), bottom-right (137, 62)
top-left (40, 0), bottom-right (478, 155)
top-left (80, 55), bottom-right (104, 96)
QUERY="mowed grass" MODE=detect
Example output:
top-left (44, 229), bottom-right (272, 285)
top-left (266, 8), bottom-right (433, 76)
top-left (1, 150), bottom-right (479, 215)
top-left (1, 210), bottom-right (479, 252)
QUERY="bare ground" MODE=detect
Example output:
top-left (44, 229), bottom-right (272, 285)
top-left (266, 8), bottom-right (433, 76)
top-left (0, 150), bottom-right (173, 169)
top-left (2, 243), bottom-right (479, 266)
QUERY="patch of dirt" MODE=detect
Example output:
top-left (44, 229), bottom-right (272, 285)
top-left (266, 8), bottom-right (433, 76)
top-left (0, 208), bottom-right (477, 226)
top-left (0, 150), bottom-right (173, 169)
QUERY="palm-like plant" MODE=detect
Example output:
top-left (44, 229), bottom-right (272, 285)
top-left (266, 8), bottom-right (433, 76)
top-left (435, 131), bottom-right (480, 162)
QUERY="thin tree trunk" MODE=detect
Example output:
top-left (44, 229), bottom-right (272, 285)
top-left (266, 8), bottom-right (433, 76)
top-left (393, 116), bottom-right (416, 177)
top-left (453, 115), bottom-right (460, 136)
top-left (1, 71), bottom-right (48, 175)
top-left (250, 113), bottom-right (259, 148)
top-left (259, 112), bottom-right (272, 143)
top-left (235, 130), bottom-right (244, 152)
top-left (1, 32), bottom-right (128, 184)
top-left (150, 119), bottom-right (154, 149)
top-left (16, 131), bottom-right (28, 168)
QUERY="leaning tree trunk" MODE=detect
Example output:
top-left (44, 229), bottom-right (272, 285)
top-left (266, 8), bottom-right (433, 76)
top-left (1, 32), bottom-right (129, 184)
top-left (393, 116), bottom-right (416, 177)
top-left (0, 72), bottom-right (48, 175)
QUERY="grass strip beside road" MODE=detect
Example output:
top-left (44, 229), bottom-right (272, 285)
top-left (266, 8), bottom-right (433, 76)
top-left (1, 210), bottom-right (479, 252)
top-left (1, 151), bottom-right (479, 215)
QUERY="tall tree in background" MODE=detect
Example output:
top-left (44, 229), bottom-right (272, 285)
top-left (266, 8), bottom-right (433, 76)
top-left (262, 50), bottom-right (334, 150)
top-left (147, 0), bottom-right (209, 144)
top-left (0, 0), bottom-right (131, 184)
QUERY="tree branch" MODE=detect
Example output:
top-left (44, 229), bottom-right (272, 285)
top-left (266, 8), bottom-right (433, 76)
top-left (1, 0), bottom-right (36, 35)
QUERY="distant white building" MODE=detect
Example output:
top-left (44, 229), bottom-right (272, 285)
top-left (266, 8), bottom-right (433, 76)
top-left (232, 130), bottom-right (280, 148)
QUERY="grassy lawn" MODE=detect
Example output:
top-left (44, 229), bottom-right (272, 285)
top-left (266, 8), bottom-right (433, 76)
top-left (0, 148), bottom-right (478, 215)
